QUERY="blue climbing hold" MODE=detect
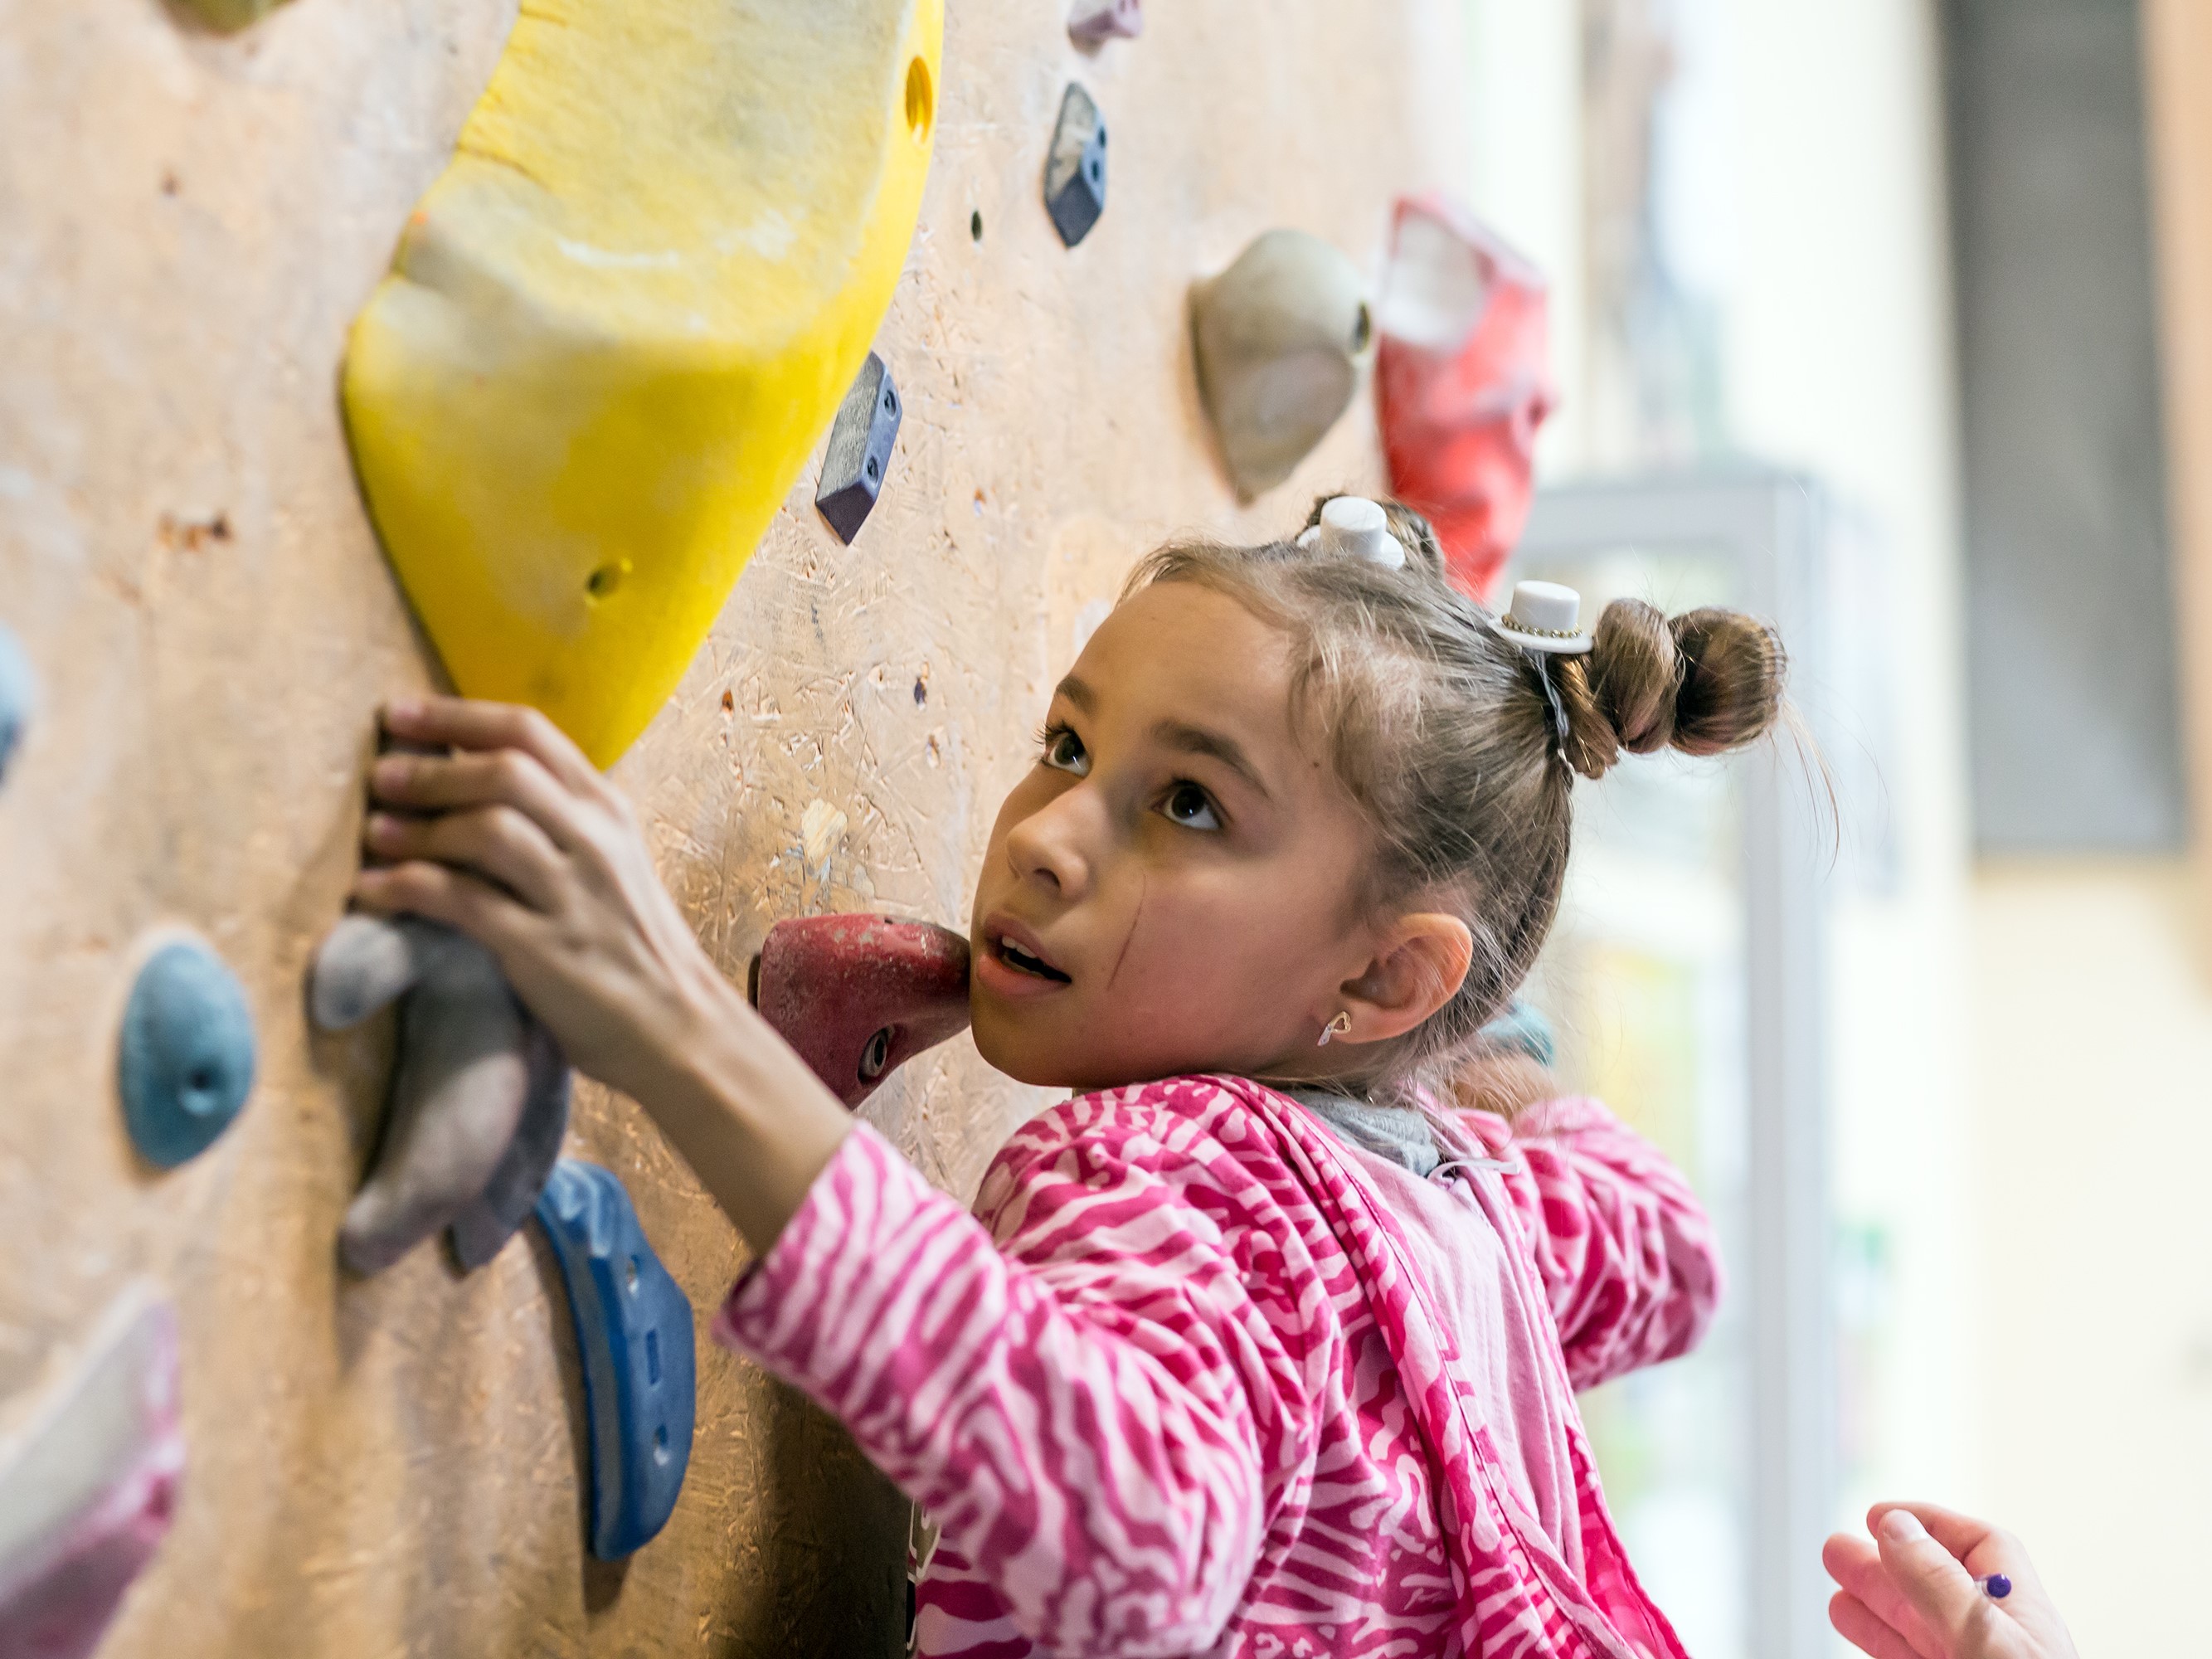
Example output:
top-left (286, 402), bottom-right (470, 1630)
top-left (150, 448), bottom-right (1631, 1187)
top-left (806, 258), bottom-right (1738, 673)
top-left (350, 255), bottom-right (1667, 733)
top-left (0, 621), bottom-right (34, 787)
top-left (118, 939), bottom-right (257, 1169)
top-left (535, 1160), bottom-right (696, 1559)
top-left (1479, 1000), bottom-right (1558, 1068)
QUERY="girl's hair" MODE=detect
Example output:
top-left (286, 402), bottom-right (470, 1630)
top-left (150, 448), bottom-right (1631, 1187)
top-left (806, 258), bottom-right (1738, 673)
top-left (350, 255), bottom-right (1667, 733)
top-left (1122, 494), bottom-right (1786, 1095)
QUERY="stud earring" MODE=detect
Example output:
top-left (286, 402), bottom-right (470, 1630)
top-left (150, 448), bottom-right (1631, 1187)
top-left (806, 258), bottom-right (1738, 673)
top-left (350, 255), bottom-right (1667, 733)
top-left (1317, 1011), bottom-right (1352, 1047)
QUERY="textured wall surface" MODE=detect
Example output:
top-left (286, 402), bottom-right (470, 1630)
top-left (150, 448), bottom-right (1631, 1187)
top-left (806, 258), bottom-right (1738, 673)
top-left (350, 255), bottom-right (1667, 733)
top-left (0, 0), bottom-right (1466, 1652)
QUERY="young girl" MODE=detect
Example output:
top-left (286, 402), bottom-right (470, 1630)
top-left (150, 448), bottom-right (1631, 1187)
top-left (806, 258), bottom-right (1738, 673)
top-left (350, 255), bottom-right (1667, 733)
top-left (353, 496), bottom-right (1782, 1658)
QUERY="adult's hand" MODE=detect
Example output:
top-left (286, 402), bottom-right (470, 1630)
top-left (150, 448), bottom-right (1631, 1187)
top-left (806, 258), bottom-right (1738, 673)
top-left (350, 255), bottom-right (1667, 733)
top-left (1824, 1503), bottom-right (2079, 1659)
top-left (352, 695), bottom-right (853, 1252)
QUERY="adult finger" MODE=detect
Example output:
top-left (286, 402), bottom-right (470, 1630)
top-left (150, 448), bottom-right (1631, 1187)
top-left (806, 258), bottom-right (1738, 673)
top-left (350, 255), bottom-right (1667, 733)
top-left (352, 859), bottom-right (540, 957)
top-left (1827, 1530), bottom-right (1939, 1655)
top-left (382, 696), bottom-right (604, 796)
top-left (1872, 1507), bottom-right (1985, 1652)
top-left (368, 747), bottom-right (587, 851)
top-left (366, 805), bottom-right (566, 914)
top-left (1877, 1503), bottom-right (2020, 1580)
top-left (1830, 1590), bottom-right (1931, 1659)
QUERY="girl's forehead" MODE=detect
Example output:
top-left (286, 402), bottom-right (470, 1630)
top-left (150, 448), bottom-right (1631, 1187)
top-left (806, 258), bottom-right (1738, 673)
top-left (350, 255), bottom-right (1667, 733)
top-left (1075, 585), bottom-right (1293, 713)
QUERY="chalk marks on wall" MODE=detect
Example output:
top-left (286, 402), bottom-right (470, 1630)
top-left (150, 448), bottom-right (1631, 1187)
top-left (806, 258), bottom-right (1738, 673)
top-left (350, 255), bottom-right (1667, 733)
top-left (118, 936), bottom-right (256, 1170)
top-left (749, 914), bottom-right (972, 1110)
top-left (0, 1282), bottom-right (183, 1659)
top-left (815, 353), bottom-right (906, 546)
top-left (1190, 230), bottom-right (1375, 500)
top-left (1043, 84), bottom-right (1109, 249)
top-left (534, 1162), bottom-right (696, 1559)
top-left (341, 0), bottom-right (945, 766)
top-left (0, 621), bottom-right (32, 789)
top-left (309, 914), bottom-right (570, 1277)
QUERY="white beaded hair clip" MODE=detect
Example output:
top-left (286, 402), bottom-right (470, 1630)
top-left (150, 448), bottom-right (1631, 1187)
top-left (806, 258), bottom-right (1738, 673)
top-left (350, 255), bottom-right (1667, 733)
top-left (1493, 580), bottom-right (1593, 655)
top-left (1296, 495), bottom-right (1406, 569)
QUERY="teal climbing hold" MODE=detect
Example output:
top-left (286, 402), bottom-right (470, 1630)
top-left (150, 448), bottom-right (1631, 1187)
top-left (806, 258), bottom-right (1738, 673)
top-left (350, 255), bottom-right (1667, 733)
top-left (0, 621), bottom-right (33, 787)
top-left (535, 1160), bottom-right (695, 1558)
top-left (1479, 1000), bottom-right (1557, 1068)
top-left (119, 939), bottom-right (256, 1169)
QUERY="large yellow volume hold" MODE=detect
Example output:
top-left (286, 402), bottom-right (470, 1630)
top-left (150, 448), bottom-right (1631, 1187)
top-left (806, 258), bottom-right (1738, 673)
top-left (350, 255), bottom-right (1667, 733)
top-left (343, 0), bottom-right (944, 766)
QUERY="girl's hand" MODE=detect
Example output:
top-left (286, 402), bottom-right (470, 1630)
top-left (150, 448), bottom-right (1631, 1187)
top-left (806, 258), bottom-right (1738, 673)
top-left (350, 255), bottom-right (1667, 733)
top-left (1824, 1504), bottom-right (2079, 1659)
top-left (350, 696), bottom-right (852, 1251)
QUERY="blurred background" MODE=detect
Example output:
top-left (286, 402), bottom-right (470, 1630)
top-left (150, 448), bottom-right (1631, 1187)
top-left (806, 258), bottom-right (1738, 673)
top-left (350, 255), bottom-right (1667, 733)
top-left (1474, 1), bottom-right (2212, 1653)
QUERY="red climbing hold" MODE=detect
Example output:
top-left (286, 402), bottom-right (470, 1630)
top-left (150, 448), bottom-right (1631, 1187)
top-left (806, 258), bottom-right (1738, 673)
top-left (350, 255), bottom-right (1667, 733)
top-left (751, 915), bottom-right (972, 1108)
top-left (1374, 197), bottom-right (1556, 602)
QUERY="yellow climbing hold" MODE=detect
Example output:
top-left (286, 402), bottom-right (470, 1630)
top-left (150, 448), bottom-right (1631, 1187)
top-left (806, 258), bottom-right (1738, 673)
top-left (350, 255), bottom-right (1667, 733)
top-left (343, 0), bottom-right (944, 766)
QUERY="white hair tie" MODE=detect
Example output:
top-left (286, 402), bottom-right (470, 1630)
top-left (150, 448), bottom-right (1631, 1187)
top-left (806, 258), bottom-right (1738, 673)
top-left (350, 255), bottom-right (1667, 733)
top-left (1493, 581), bottom-right (1593, 654)
top-left (1296, 495), bottom-right (1405, 569)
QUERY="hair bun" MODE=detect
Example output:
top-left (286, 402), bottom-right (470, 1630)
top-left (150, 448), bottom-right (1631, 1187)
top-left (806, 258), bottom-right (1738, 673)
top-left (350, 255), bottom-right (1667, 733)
top-left (1557, 597), bottom-right (1785, 778)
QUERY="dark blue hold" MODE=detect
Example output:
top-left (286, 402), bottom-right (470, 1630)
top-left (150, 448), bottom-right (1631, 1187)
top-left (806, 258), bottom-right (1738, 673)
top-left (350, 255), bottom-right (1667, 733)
top-left (1479, 999), bottom-right (1558, 1068)
top-left (119, 939), bottom-right (258, 1169)
top-left (814, 351), bottom-right (904, 546)
top-left (0, 620), bottom-right (34, 788)
top-left (535, 1160), bottom-right (697, 1559)
top-left (1043, 82), bottom-right (1107, 248)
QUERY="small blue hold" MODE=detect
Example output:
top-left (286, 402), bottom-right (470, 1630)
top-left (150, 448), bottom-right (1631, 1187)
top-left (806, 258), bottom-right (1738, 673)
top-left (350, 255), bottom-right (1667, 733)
top-left (535, 1160), bottom-right (696, 1559)
top-left (1480, 999), bottom-right (1558, 1068)
top-left (119, 939), bottom-right (257, 1169)
top-left (0, 621), bottom-right (34, 787)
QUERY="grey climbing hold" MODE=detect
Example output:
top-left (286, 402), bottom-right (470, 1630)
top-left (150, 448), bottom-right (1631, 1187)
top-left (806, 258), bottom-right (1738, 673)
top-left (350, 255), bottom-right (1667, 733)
top-left (1043, 83), bottom-right (1107, 249)
top-left (119, 938), bottom-right (257, 1169)
top-left (310, 912), bottom-right (571, 1275)
top-left (1067, 0), bottom-right (1141, 46)
top-left (814, 353), bottom-right (903, 546)
top-left (0, 621), bottom-right (34, 788)
top-left (449, 1021), bottom-right (571, 1271)
top-left (536, 1160), bottom-right (696, 1559)
top-left (1190, 228), bottom-right (1374, 499)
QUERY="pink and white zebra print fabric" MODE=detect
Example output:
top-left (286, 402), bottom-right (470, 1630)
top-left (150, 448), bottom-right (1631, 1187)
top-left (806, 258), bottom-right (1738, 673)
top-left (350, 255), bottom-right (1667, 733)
top-left (717, 1074), bottom-right (1719, 1658)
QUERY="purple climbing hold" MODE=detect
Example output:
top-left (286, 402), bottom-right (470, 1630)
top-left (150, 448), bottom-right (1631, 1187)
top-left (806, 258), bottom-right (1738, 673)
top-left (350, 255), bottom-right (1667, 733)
top-left (0, 1282), bottom-right (183, 1659)
top-left (1067, 0), bottom-right (1140, 46)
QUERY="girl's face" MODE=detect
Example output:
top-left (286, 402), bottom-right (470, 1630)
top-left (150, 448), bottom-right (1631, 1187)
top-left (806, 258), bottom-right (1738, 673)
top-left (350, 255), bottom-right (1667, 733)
top-left (970, 581), bottom-right (1398, 1092)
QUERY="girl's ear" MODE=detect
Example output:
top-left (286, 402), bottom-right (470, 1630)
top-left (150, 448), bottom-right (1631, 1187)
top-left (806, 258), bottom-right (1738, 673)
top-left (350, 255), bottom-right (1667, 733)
top-left (1334, 912), bottom-right (1474, 1044)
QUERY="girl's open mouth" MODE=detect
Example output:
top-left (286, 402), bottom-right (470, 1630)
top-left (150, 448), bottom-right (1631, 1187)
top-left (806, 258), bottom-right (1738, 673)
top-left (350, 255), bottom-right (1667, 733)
top-left (992, 932), bottom-right (1072, 984)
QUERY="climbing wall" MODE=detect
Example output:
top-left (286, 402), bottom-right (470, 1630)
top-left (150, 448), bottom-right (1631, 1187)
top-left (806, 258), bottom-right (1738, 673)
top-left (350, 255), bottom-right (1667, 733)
top-left (0, 0), bottom-right (1467, 1652)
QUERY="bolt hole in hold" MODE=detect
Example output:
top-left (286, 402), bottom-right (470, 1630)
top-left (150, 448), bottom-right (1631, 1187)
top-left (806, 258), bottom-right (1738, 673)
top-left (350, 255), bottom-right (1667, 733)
top-left (865, 456), bottom-right (879, 480)
top-left (654, 1424), bottom-right (671, 1467)
top-left (586, 560), bottom-right (630, 601)
top-left (905, 56), bottom-right (934, 140)
top-left (970, 209), bottom-right (984, 242)
top-left (1352, 301), bottom-right (1374, 354)
top-left (858, 1026), bottom-right (895, 1083)
top-left (626, 1255), bottom-right (640, 1294)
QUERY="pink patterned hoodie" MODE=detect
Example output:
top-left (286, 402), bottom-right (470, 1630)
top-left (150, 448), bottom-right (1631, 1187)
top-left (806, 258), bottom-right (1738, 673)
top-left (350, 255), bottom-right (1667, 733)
top-left (717, 1073), bottom-right (1720, 1658)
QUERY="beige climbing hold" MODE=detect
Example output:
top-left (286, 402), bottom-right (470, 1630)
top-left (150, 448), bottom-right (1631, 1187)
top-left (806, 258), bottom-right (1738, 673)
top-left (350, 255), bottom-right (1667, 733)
top-left (1189, 230), bottom-right (1374, 500)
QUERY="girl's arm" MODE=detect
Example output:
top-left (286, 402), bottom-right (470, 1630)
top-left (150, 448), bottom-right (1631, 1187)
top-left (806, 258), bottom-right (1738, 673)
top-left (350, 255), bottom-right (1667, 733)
top-left (1456, 1096), bottom-right (1724, 1391)
top-left (720, 1103), bottom-right (1320, 1657)
top-left (352, 698), bottom-right (1309, 1655)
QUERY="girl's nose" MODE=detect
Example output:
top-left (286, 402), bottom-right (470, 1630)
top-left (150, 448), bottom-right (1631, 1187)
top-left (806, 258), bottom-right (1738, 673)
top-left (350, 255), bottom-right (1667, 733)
top-left (1004, 785), bottom-right (1098, 899)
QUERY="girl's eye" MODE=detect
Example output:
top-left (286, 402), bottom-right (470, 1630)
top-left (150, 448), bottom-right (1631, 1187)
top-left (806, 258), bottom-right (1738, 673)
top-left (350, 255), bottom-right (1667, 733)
top-left (1042, 725), bottom-right (1090, 776)
top-left (1162, 781), bottom-right (1221, 831)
